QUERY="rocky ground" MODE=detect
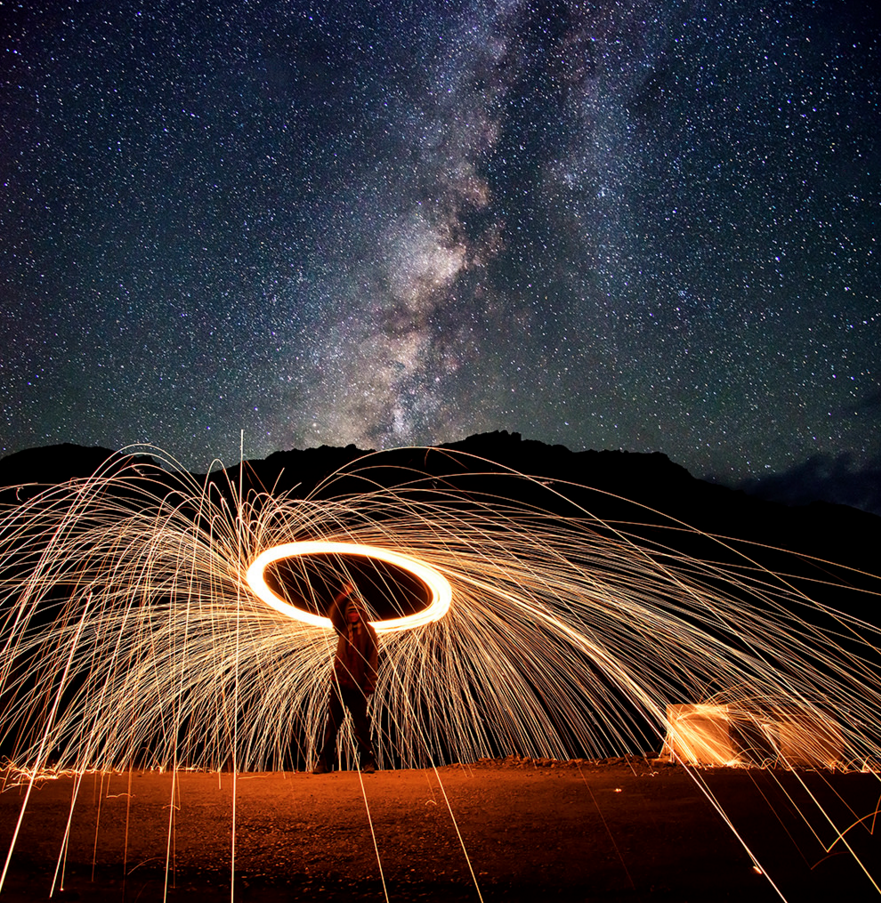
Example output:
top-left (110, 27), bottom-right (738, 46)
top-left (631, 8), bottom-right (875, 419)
top-left (1, 757), bottom-right (879, 902)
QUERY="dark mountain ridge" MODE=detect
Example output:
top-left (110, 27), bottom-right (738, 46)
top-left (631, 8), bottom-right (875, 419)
top-left (1, 432), bottom-right (878, 589)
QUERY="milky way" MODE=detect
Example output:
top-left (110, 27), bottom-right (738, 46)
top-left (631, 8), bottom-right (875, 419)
top-left (1, 1), bottom-right (878, 500)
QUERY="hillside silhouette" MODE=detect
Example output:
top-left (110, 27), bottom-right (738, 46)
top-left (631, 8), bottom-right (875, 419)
top-left (1, 432), bottom-right (879, 623)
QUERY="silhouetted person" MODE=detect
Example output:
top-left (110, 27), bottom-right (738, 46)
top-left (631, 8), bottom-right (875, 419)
top-left (312, 582), bottom-right (378, 774)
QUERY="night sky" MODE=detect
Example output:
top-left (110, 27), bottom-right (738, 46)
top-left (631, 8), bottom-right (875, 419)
top-left (1, 1), bottom-right (878, 506)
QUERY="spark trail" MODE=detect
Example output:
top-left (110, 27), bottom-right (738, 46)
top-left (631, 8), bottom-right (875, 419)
top-left (0, 447), bottom-right (880, 893)
top-left (0, 448), bottom-right (879, 773)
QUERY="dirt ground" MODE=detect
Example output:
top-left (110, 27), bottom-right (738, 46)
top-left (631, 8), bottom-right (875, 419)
top-left (1, 757), bottom-right (879, 902)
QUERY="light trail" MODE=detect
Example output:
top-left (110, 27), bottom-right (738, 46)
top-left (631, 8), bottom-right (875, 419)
top-left (0, 446), bottom-right (879, 894)
top-left (245, 541), bottom-right (452, 633)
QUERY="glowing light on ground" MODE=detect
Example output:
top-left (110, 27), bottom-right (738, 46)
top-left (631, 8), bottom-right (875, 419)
top-left (245, 541), bottom-right (452, 633)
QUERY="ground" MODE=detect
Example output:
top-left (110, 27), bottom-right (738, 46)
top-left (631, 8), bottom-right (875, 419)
top-left (1, 758), bottom-right (879, 902)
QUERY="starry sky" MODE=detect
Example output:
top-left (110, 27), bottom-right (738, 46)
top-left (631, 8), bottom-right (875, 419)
top-left (1, 1), bottom-right (878, 506)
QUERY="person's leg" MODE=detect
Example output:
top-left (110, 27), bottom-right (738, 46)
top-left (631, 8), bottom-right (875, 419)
top-left (315, 684), bottom-right (345, 772)
top-left (342, 687), bottom-right (376, 770)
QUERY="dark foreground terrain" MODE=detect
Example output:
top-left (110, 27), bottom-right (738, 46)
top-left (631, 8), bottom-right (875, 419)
top-left (1, 758), bottom-right (879, 902)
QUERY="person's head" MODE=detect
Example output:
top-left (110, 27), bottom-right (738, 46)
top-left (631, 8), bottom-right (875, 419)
top-left (345, 598), bottom-right (363, 624)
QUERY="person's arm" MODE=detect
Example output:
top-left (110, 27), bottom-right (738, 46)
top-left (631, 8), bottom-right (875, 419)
top-left (328, 581), bottom-right (354, 632)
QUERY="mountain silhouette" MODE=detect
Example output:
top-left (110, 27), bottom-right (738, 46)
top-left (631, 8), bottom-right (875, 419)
top-left (1, 433), bottom-right (878, 613)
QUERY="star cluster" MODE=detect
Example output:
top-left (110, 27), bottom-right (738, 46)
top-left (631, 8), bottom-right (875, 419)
top-left (1, 0), bottom-right (878, 499)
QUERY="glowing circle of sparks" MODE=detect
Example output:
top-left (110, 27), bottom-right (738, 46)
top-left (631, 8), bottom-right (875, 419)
top-left (246, 541), bottom-right (453, 634)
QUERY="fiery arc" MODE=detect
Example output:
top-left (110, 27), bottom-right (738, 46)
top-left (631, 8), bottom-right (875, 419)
top-left (245, 541), bottom-right (453, 634)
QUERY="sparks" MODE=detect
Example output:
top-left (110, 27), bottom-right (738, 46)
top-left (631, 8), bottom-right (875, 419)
top-left (0, 446), bottom-right (879, 782)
